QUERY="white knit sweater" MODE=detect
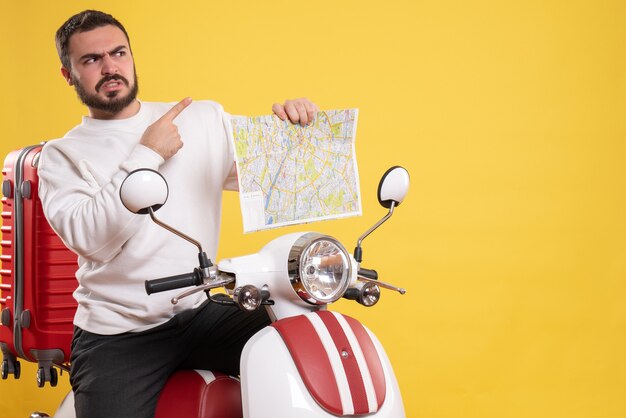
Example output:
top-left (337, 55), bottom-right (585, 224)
top-left (38, 100), bottom-right (237, 334)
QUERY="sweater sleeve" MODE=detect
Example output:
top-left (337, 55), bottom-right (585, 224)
top-left (222, 111), bottom-right (239, 192)
top-left (38, 142), bottom-right (164, 263)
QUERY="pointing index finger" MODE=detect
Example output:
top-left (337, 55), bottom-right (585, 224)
top-left (161, 97), bottom-right (192, 122)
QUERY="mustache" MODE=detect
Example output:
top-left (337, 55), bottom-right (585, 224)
top-left (95, 75), bottom-right (130, 92)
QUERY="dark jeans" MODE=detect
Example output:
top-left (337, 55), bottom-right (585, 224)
top-left (70, 297), bottom-right (271, 418)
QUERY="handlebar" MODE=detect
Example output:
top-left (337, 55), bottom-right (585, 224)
top-left (145, 269), bottom-right (204, 295)
top-left (356, 266), bottom-right (406, 295)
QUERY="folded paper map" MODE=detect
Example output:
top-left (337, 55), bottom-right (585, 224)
top-left (231, 109), bottom-right (361, 232)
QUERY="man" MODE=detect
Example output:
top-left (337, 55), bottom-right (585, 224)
top-left (38, 9), bottom-right (318, 418)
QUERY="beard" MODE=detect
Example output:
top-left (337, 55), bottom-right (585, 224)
top-left (73, 68), bottom-right (139, 115)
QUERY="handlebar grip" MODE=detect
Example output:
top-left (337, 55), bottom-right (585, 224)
top-left (358, 268), bottom-right (378, 280)
top-left (145, 269), bottom-right (203, 295)
top-left (343, 288), bottom-right (360, 301)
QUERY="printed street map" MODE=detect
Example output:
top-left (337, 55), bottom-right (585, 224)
top-left (231, 109), bottom-right (361, 232)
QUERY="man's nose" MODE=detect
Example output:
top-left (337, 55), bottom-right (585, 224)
top-left (101, 54), bottom-right (118, 75)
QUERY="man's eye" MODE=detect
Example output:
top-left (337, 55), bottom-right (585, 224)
top-left (84, 58), bottom-right (97, 64)
top-left (115, 51), bottom-right (126, 57)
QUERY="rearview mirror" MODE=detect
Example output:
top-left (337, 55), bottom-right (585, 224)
top-left (354, 165), bottom-right (410, 262)
top-left (377, 166), bottom-right (410, 209)
top-left (119, 169), bottom-right (169, 214)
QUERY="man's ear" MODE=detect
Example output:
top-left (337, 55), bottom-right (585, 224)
top-left (61, 66), bottom-right (74, 86)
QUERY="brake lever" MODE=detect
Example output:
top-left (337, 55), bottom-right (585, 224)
top-left (170, 275), bottom-right (235, 305)
top-left (357, 275), bottom-right (406, 295)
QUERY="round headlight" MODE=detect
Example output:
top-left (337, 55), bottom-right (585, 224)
top-left (288, 233), bottom-right (351, 305)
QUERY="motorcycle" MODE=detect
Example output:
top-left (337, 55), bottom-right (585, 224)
top-left (40, 165), bottom-right (410, 418)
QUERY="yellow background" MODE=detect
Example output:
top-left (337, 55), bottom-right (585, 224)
top-left (1, 0), bottom-right (625, 417)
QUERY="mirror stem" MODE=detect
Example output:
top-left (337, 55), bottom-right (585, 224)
top-left (148, 207), bottom-right (204, 253)
top-left (354, 201), bottom-right (396, 262)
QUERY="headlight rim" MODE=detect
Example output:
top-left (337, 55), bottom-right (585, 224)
top-left (288, 232), bottom-right (352, 305)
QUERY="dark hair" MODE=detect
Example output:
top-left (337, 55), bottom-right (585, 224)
top-left (55, 10), bottom-right (131, 69)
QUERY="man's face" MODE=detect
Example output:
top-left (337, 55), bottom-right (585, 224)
top-left (64, 25), bottom-right (138, 115)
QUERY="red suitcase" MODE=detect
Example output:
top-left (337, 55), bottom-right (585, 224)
top-left (0, 144), bottom-right (79, 387)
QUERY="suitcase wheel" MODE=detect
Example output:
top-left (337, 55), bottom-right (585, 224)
top-left (50, 367), bottom-right (58, 387)
top-left (1, 359), bottom-right (20, 380)
top-left (36, 367), bottom-right (44, 387)
top-left (36, 366), bottom-right (58, 388)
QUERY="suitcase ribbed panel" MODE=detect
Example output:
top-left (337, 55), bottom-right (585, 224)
top-left (31, 210), bottom-right (77, 329)
top-left (19, 146), bottom-right (78, 363)
top-left (1, 146), bottom-right (78, 367)
top-left (1, 150), bottom-right (19, 358)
